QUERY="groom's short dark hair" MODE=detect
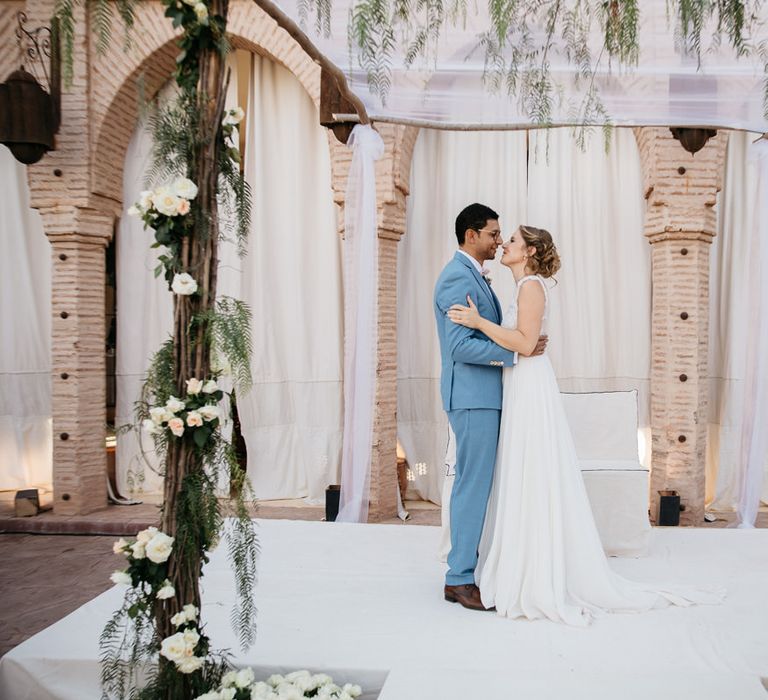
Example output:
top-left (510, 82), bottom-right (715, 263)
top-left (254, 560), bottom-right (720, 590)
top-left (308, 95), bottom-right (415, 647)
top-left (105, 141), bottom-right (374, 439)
top-left (455, 203), bottom-right (499, 245)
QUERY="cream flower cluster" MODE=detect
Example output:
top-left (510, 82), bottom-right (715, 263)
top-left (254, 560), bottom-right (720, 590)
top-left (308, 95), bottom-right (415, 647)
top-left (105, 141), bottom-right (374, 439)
top-left (142, 379), bottom-right (221, 439)
top-left (110, 527), bottom-right (175, 596)
top-left (160, 605), bottom-right (204, 674)
top-left (128, 177), bottom-right (199, 220)
top-left (195, 669), bottom-right (362, 700)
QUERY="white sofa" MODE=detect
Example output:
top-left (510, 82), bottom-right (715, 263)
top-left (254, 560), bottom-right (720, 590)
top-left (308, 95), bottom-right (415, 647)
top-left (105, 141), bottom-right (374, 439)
top-left (439, 389), bottom-right (651, 560)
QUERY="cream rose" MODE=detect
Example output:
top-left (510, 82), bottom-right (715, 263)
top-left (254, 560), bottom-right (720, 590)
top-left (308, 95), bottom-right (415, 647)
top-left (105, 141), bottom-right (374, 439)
top-left (223, 107), bottom-right (245, 126)
top-left (156, 580), bottom-right (176, 600)
top-left (153, 191), bottom-right (183, 217)
top-left (186, 411), bottom-right (203, 428)
top-left (110, 570), bottom-right (132, 585)
top-left (139, 190), bottom-right (153, 209)
top-left (171, 610), bottom-right (188, 627)
top-left (221, 670), bottom-right (238, 688)
top-left (150, 406), bottom-right (171, 424)
top-left (127, 205), bottom-right (141, 217)
top-left (142, 418), bottom-right (161, 435)
top-left (160, 632), bottom-right (187, 662)
top-left (198, 404), bottom-right (220, 422)
top-left (130, 540), bottom-right (146, 559)
top-left (171, 272), bottom-right (198, 296)
top-left (202, 379), bottom-right (218, 394)
top-left (177, 655), bottom-right (204, 674)
top-left (173, 177), bottom-right (198, 200)
top-left (145, 532), bottom-right (174, 564)
top-left (112, 538), bottom-right (128, 555)
top-left (193, 2), bottom-right (208, 22)
top-left (136, 526), bottom-right (158, 544)
top-left (182, 603), bottom-right (199, 621)
top-left (235, 667), bottom-right (255, 688)
top-left (186, 378), bottom-right (204, 395)
top-left (168, 417), bottom-right (185, 437)
top-left (165, 396), bottom-right (186, 414)
top-left (177, 198), bottom-right (191, 216)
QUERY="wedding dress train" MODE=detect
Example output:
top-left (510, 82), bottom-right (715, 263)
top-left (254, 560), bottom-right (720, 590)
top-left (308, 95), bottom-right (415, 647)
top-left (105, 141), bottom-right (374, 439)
top-left (475, 275), bottom-right (722, 626)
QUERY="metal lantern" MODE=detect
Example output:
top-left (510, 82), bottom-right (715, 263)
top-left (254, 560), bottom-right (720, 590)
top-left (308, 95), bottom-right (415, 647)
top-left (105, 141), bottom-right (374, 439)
top-left (0, 13), bottom-right (60, 165)
top-left (669, 127), bottom-right (718, 155)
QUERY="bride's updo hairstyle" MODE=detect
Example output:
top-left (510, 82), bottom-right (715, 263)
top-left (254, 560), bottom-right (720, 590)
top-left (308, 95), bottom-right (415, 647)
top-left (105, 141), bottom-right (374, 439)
top-left (519, 225), bottom-right (561, 279)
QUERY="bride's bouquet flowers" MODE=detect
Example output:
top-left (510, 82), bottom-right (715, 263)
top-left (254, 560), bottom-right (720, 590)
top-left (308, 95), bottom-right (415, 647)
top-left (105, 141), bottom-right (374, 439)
top-left (142, 377), bottom-right (223, 448)
top-left (195, 669), bottom-right (362, 700)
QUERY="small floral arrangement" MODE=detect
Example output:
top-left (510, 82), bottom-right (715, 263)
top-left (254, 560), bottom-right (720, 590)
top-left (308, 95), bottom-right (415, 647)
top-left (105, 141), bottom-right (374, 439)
top-left (195, 669), bottom-right (362, 700)
top-left (111, 526), bottom-right (175, 594)
top-left (159, 603), bottom-right (210, 674)
top-left (142, 377), bottom-right (223, 448)
top-left (128, 176), bottom-right (200, 291)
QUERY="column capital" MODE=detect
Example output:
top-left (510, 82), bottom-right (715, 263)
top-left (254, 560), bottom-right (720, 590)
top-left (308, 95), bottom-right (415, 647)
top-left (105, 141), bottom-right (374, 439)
top-left (38, 205), bottom-right (115, 245)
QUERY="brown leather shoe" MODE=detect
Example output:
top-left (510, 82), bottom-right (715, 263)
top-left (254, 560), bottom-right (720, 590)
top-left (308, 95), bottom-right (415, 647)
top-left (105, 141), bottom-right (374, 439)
top-left (444, 583), bottom-right (495, 612)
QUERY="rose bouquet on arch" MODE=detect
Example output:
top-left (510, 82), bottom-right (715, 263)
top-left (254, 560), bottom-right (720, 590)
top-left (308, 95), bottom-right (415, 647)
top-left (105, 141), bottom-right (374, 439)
top-left (110, 526), bottom-right (176, 608)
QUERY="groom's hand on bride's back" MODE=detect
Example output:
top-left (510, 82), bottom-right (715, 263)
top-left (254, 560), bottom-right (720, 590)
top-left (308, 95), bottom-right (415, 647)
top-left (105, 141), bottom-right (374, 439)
top-left (529, 335), bottom-right (548, 357)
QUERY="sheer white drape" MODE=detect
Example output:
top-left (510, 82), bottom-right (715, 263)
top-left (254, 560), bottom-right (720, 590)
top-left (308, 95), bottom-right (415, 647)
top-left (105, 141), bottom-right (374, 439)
top-left (398, 127), bottom-right (650, 504)
top-left (397, 129), bottom-right (528, 504)
top-left (0, 145), bottom-right (51, 491)
top-left (707, 132), bottom-right (768, 520)
top-left (236, 53), bottom-right (343, 503)
top-left (336, 125), bottom-right (384, 523)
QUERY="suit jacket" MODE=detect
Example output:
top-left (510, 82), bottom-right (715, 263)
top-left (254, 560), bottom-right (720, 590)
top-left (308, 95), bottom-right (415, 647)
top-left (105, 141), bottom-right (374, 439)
top-left (433, 252), bottom-right (517, 411)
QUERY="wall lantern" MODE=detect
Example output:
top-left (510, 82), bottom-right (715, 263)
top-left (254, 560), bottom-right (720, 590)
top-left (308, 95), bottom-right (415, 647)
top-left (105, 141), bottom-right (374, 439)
top-left (669, 127), bottom-right (718, 155)
top-left (0, 12), bottom-right (61, 165)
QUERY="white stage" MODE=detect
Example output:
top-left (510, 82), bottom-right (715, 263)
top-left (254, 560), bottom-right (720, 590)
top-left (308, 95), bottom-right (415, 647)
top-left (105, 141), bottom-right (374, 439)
top-left (1, 520), bottom-right (767, 699)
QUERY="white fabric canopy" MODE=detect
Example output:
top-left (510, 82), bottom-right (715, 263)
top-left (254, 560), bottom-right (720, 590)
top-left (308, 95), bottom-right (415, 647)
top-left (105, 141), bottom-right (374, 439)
top-left (0, 145), bottom-right (51, 492)
top-left (276, 0), bottom-right (768, 132)
top-left (398, 126), bottom-right (651, 504)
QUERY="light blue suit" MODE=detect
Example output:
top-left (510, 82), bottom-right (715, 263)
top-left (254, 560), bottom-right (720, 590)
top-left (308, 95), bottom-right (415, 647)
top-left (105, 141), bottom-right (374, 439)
top-left (434, 252), bottom-right (516, 586)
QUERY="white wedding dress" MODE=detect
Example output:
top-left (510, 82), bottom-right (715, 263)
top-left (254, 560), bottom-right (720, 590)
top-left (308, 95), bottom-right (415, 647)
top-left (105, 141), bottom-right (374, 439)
top-left (476, 275), bottom-right (722, 626)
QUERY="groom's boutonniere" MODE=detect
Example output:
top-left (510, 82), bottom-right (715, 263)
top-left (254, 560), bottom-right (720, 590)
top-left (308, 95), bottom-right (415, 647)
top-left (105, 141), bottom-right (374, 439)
top-left (481, 267), bottom-right (492, 286)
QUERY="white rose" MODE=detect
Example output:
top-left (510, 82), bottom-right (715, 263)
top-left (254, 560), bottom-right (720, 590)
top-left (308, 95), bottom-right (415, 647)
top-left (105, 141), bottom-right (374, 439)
top-left (153, 190), bottom-right (183, 217)
top-left (182, 603), bottom-right (199, 621)
top-left (235, 667), bottom-right (255, 688)
top-left (150, 406), bottom-right (171, 424)
top-left (275, 684), bottom-right (301, 700)
top-left (165, 396), bottom-right (186, 414)
top-left (145, 532), bottom-right (174, 564)
top-left (186, 411), bottom-right (203, 427)
top-left (176, 655), bottom-right (204, 674)
top-left (173, 177), bottom-right (198, 200)
top-left (112, 538), bottom-right (128, 555)
top-left (194, 2), bottom-right (208, 22)
top-left (171, 272), bottom-right (198, 296)
top-left (219, 690), bottom-right (236, 700)
top-left (110, 570), bottom-right (132, 585)
top-left (342, 684), bottom-right (362, 698)
top-left (198, 404), bottom-right (220, 422)
top-left (221, 671), bottom-right (238, 688)
top-left (183, 628), bottom-right (200, 648)
top-left (250, 683), bottom-right (275, 700)
top-left (156, 580), bottom-right (176, 600)
top-left (142, 418), bottom-right (161, 435)
top-left (130, 541), bottom-right (146, 559)
top-left (267, 675), bottom-right (284, 687)
top-left (223, 107), bottom-right (245, 126)
top-left (285, 671), bottom-right (311, 683)
top-left (168, 417), bottom-right (185, 437)
top-left (139, 190), bottom-right (153, 209)
top-left (127, 205), bottom-right (141, 217)
top-left (186, 378), bottom-right (204, 395)
top-left (136, 526), bottom-right (158, 544)
top-left (202, 379), bottom-right (218, 394)
top-left (171, 610), bottom-right (188, 627)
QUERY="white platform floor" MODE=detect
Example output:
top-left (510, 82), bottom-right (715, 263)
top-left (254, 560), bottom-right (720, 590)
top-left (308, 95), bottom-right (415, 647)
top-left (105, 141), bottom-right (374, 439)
top-left (1, 519), bottom-right (767, 699)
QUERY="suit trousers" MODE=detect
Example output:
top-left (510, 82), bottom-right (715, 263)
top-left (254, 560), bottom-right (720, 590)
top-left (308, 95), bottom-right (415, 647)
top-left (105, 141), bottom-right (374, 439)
top-left (445, 408), bottom-right (501, 586)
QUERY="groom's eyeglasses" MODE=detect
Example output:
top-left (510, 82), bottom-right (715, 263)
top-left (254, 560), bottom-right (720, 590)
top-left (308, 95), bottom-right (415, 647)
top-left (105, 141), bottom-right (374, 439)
top-left (474, 228), bottom-right (502, 242)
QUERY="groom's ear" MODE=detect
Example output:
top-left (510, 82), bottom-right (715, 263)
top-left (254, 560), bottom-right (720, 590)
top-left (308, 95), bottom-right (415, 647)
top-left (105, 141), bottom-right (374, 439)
top-left (464, 228), bottom-right (476, 245)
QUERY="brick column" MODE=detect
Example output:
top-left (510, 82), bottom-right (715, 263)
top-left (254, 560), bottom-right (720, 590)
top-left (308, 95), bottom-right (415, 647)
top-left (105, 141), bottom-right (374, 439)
top-left (634, 128), bottom-right (727, 525)
top-left (41, 206), bottom-right (114, 515)
top-left (329, 124), bottom-right (419, 522)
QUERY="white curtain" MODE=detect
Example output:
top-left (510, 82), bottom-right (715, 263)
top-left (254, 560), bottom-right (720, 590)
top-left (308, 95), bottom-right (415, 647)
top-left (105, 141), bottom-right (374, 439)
top-left (115, 101), bottom-right (175, 497)
top-left (707, 132), bottom-right (768, 516)
top-left (397, 129), bottom-right (528, 504)
top-left (0, 145), bottom-right (52, 491)
top-left (236, 53), bottom-right (343, 503)
top-left (398, 127), bottom-right (650, 504)
top-left (336, 125), bottom-right (384, 523)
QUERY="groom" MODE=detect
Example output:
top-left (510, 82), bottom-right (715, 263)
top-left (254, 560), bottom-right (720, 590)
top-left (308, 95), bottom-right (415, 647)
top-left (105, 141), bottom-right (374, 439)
top-left (433, 203), bottom-right (544, 611)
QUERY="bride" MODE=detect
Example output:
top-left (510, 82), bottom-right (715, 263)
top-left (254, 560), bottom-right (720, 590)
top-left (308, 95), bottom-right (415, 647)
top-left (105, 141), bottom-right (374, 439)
top-left (447, 224), bottom-right (721, 626)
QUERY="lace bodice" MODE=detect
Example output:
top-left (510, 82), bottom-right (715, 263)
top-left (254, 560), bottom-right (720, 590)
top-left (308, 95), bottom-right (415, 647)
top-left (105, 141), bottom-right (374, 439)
top-left (501, 274), bottom-right (549, 333)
